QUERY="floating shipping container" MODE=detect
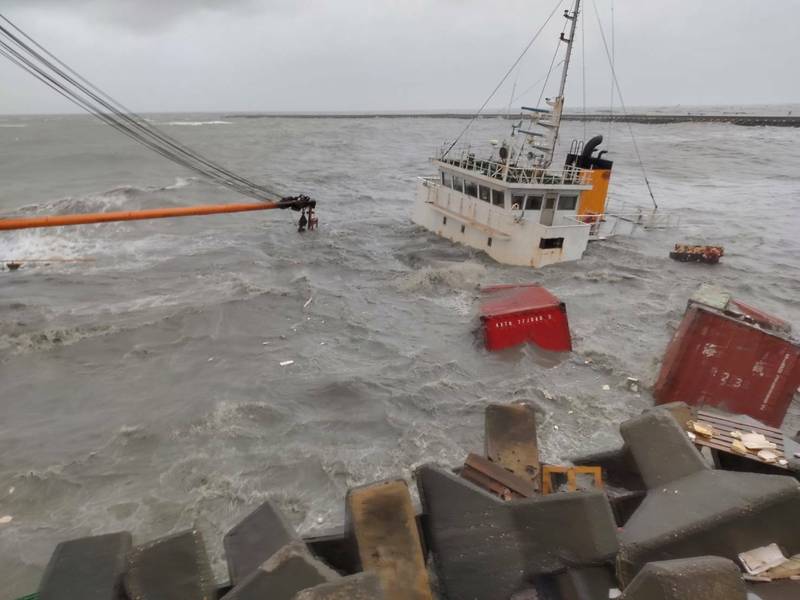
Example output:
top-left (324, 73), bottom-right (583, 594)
top-left (479, 284), bottom-right (572, 353)
top-left (654, 285), bottom-right (800, 427)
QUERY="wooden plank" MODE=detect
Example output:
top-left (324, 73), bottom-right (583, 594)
top-left (463, 454), bottom-right (536, 498)
top-left (347, 480), bottom-right (433, 600)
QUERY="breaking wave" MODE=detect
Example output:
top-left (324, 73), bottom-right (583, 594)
top-left (163, 120), bottom-right (232, 126)
top-left (394, 261), bottom-right (487, 292)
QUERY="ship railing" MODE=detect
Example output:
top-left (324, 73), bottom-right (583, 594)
top-left (419, 177), bottom-right (518, 235)
top-left (435, 147), bottom-right (588, 186)
top-left (564, 210), bottom-right (682, 239)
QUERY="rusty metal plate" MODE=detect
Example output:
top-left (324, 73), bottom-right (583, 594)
top-left (346, 480), bottom-right (433, 600)
top-left (485, 403), bottom-right (541, 488)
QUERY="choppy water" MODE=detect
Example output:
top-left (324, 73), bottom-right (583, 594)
top-left (1, 110), bottom-right (799, 597)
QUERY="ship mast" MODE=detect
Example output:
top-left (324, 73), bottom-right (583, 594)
top-left (517, 0), bottom-right (581, 168)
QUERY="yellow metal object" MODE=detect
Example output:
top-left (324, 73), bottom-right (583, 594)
top-left (541, 465), bottom-right (603, 494)
top-left (578, 168), bottom-right (612, 217)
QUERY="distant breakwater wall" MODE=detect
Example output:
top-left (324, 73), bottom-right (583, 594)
top-left (226, 113), bottom-right (800, 127)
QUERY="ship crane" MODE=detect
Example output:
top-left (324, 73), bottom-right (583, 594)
top-left (0, 13), bottom-right (316, 232)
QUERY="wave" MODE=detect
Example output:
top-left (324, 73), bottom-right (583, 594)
top-left (163, 120), bottom-right (232, 126)
top-left (394, 260), bottom-right (487, 293)
top-left (0, 123), bottom-right (26, 128)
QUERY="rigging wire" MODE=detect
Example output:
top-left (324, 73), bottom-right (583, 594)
top-left (581, 1), bottom-right (587, 141)
top-left (441, 0), bottom-right (565, 159)
top-left (535, 17), bottom-right (569, 109)
top-left (608, 0), bottom-right (615, 142)
top-left (589, 0), bottom-right (658, 209)
top-left (0, 13), bottom-right (283, 202)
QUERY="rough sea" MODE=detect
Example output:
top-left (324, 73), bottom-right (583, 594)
top-left (1, 108), bottom-right (799, 597)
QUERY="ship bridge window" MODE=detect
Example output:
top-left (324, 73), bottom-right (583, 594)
top-left (540, 237), bottom-right (565, 250)
top-left (452, 175), bottom-right (464, 193)
top-left (479, 185), bottom-right (491, 203)
top-left (558, 195), bottom-right (578, 211)
top-left (442, 172), bottom-right (452, 188)
top-left (526, 195), bottom-right (543, 210)
top-left (465, 180), bottom-right (478, 198)
top-left (491, 189), bottom-right (505, 208)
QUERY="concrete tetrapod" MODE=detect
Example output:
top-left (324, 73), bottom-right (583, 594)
top-left (617, 410), bottom-right (800, 586)
top-left (223, 541), bottom-right (340, 600)
top-left (124, 530), bottom-right (215, 600)
top-left (38, 532), bottom-right (132, 600)
top-left (293, 572), bottom-right (386, 600)
top-left (620, 557), bottom-right (746, 600)
top-left (346, 479), bottom-right (433, 600)
top-left (223, 499), bottom-right (299, 585)
top-left (415, 464), bottom-right (619, 600)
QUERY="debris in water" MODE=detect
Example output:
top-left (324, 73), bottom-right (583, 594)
top-left (208, 357), bottom-right (214, 362)
top-left (602, 384), bottom-right (611, 391)
top-left (280, 360), bottom-right (294, 367)
top-left (304, 297), bottom-right (313, 309)
top-left (626, 377), bottom-right (640, 393)
top-left (7, 487), bottom-right (13, 495)
top-left (0, 515), bottom-right (12, 524)
top-left (669, 244), bottom-right (724, 264)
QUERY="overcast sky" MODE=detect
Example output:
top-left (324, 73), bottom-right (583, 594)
top-left (1, 0), bottom-right (798, 115)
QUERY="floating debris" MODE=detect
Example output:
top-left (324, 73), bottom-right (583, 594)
top-left (669, 244), bottom-right (724, 264)
top-left (279, 360), bottom-right (294, 367)
top-left (0, 515), bottom-right (12, 524)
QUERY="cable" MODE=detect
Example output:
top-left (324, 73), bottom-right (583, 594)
top-left (442, 0), bottom-right (565, 159)
top-left (0, 14), bottom-right (283, 202)
top-left (581, 1), bottom-right (587, 141)
top-left (590, 0), bottom-right (658, 209)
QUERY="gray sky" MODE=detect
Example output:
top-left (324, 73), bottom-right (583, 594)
top-left (1, 0), bottom-right (798, 114)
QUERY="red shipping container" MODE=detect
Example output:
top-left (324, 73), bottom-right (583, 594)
top-left (654, 286), bottom-right (800, 427)
top-left (480, 284), bottom-right (572, 352)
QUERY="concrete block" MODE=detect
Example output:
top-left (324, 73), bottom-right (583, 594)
top-left (620, 557), bottom-right (746, 600)
top-left (224, 499), bottom-right (298, 585)
top-left (415, 464), bottom-right (619, 600)
top-left (620, 410), bottom-right (708, 489)
top-left (125, 529), bottom-right (215, 600)
top-left (293, 572), bottom-right (385, 600)
top-left (554, 566), bottom-right (618, 600)
top-left (346, 479), bottom-right (433, 600)
top-left (224, 541), bottom-right (339, 600)
top-left (618, 411), bottom-right (800, 585)
top-left (38, 532), bottom-right (132, 600)
top-left (304, 526), bottom-right (359, 575)
top-left (485, 403), bottom-right (540, 486)
top-left (746, 580), bottom-right (800, 599)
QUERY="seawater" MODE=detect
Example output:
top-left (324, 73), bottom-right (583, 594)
top-left (0, 110), bottom-right (799, 597)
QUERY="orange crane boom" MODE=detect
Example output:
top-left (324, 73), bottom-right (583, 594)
top-left (0, 197), bottom-right (315, 231)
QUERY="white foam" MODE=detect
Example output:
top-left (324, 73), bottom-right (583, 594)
top-left (163, 120), bottom-right (232, 126)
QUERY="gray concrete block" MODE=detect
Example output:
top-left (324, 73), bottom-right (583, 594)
top-left (38, 532), bottom-right (132, 600)
top-left (554, 566), bottom-right (618, 600)
top-left (125, 529), bottom-right (215, 600)
top-left (224, 541), bottom-right (340, 600)
top-left (620, 557), bottom-right (746, 600)
top-left (224, 499), bottom-right (298, 585)
top-left (746, 580), bottom-right (800, 599)
top-left (620, 410), bottom-right (708, 489)
top-left (293, 572), bottom-right (385, 600)
top-left (617, 411), bottom-right (800, 585)
top-left (415, 464), bottom-right (619, 600)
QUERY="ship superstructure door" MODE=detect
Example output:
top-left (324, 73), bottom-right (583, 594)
top-left (540, 194), bottom-right (557, 226)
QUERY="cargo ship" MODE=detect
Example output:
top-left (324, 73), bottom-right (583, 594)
top-left (412, 0), bottom-right (615, 268)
